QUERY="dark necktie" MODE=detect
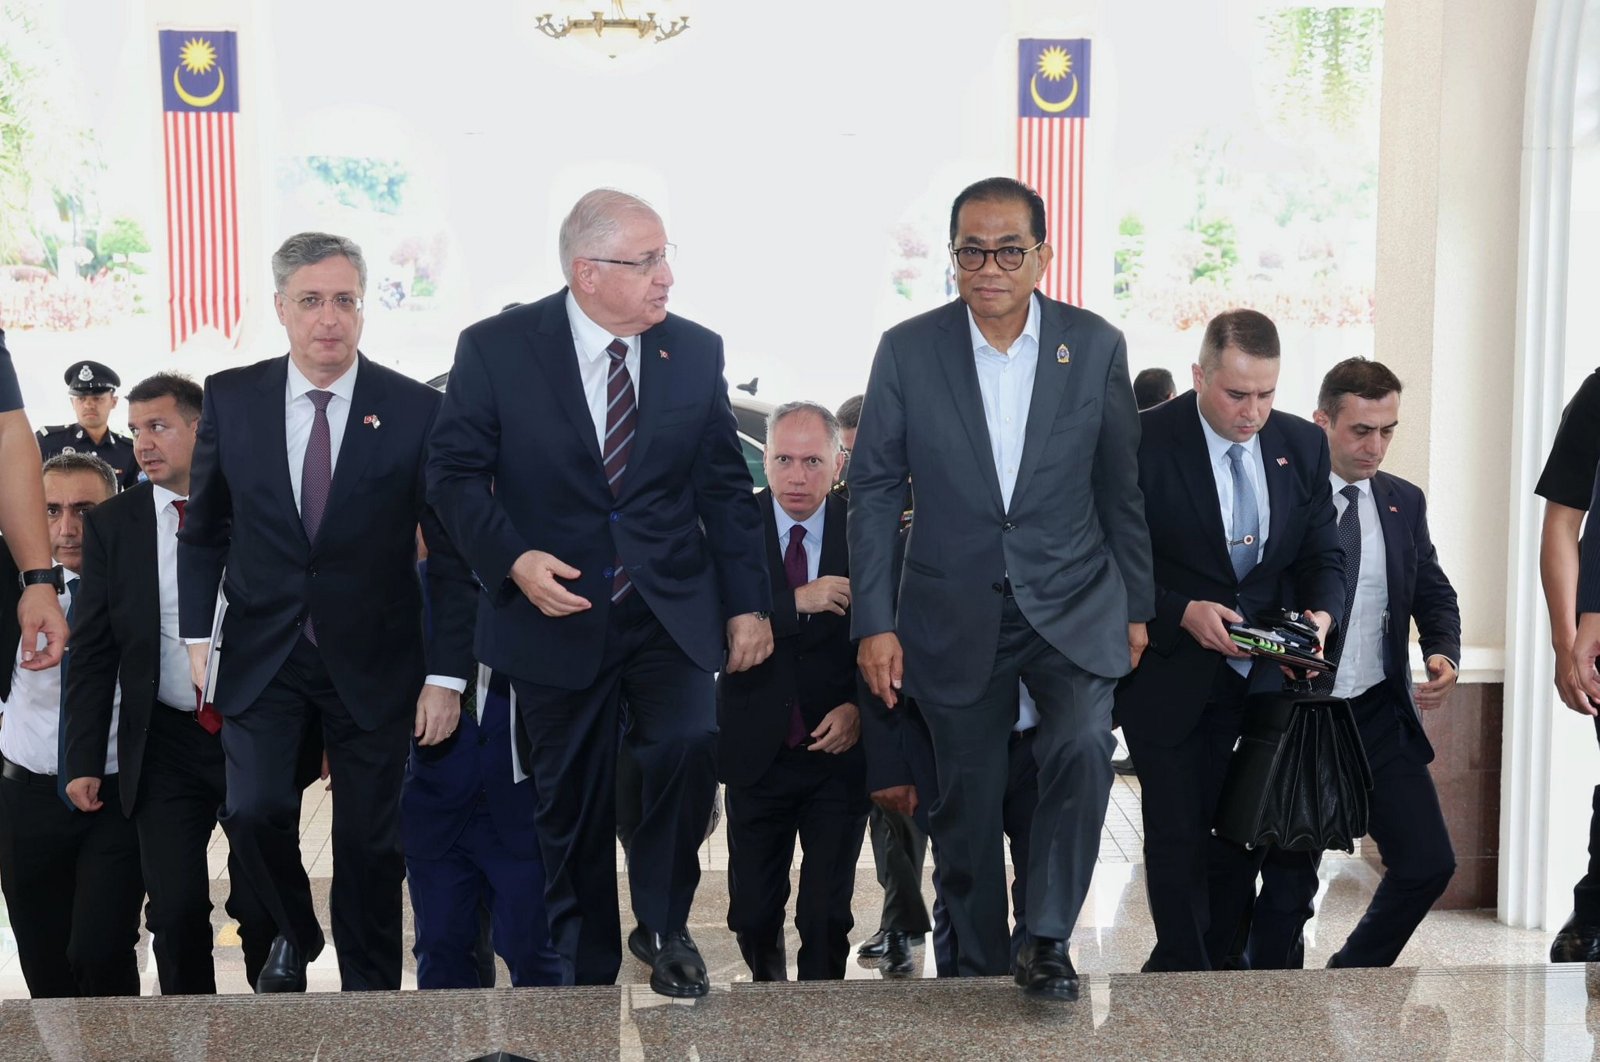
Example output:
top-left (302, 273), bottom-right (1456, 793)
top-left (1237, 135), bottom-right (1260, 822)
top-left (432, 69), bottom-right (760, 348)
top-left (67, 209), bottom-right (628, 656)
top-left (1314, 484), bottom-right (1363, 694)
top-left (175, 498), bottom-right (222, 734)
top-left (300, 390), bottom-right (334, 643)
top-left (784, 524), bottom-right (810, 748)
top-left (603, 340), bottom-right (637, 603)
top-left (56, 577), bottom-right (79, 809)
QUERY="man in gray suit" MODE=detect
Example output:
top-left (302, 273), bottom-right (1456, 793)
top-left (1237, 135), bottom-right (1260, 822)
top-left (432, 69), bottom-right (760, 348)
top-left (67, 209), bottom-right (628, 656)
top-left (849, 177), bottom-right (1153, 1000)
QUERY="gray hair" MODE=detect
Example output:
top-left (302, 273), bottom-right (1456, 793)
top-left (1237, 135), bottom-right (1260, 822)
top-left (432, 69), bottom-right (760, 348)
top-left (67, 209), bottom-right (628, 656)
top-left (766, 401), bottom-right (843, 454)
top-left (272, 232), bottom-right (368, 293)
top-left (558, 189), bottom-right (659, 284)
top-left (42, 452), bottom-right (119, 498)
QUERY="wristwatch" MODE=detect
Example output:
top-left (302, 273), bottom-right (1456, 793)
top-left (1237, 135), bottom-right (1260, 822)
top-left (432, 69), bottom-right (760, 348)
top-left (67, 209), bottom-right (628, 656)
top-left (18, 566), bottom-right (63, 593)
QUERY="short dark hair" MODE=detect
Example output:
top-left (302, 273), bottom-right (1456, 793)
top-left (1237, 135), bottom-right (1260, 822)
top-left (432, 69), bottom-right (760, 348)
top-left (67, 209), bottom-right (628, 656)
top-left (1317, 357), bottom-right (1404, 420)
top-left (126, 372), bottom-right (203, 422)
top-left (1198, 309), bottom-right (1280, 374)
top-left (42, 452), bottom-right (118, 497)
top-left (1133, 368), bottom-right (1176, 411)
top-left (949, 178), bottom-right (1047, 247)
top-left (835, 394), bottom-right (865, 431)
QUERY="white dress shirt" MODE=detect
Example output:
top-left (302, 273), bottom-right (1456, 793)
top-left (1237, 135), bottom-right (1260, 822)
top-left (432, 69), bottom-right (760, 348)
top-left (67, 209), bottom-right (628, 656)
top-left (1016, 681), bottom-right (1039, 733)
top-left (285, 357), bottom-right (357, 514)
top-left (1, 573), bottom-right (120, 775)
top-left (1197, 414), bottom-right (1272, 676)
top-left (1330, 475), bottom-right (1388, 699)
top-left (968, 295), bottom-right (1041, 512)
top-left (771, 495), bottom-right (826, 584)
top-left (567, 292), bottom-right (642, 456)
top-left (153, 485), bottom-right (195, 710)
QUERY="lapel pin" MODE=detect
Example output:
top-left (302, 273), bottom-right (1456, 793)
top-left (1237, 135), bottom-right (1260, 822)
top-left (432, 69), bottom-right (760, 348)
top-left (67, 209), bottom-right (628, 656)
top-left (1389, 505), bottom-right (1399, 513)
top-left (1276, 457), bottom-right (1288, 467)
top-left (363, 414), bottom-right (381, 430)
top-left (1056, 343), bottom-right (1070, 364)
top-left (659, 348), bottom-right (670, 360)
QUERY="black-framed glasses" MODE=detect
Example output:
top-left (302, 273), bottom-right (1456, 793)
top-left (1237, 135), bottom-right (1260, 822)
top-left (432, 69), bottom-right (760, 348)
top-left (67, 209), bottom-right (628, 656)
top-left (950, 241), bottom-right (1044, 272)
top-left (584, 243), bottom-right (677, 274)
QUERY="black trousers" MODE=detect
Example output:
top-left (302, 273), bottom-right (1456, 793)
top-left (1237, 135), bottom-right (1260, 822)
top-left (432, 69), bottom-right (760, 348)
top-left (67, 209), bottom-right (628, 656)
top-left (0, 759), bottom-right (143, 997)
top-left (1245, 685), bottom-right (1456, 969)
top-left (219, 636), bottom-right (410, 991)
top-left (868, 806), bottom-right (931, 935)
top-left (725, 751), bottom-right (869, 981)
top-left (138, 700), bottom-right (310, 994)
top-left (1126, 665), bottom-right (1268, 972)
top-left (1570, 718), bottom-right (1600, 923)
top-left (511, 591), bottom-right (716, 986)
top-left (918, 596), bottom-right (1115, 976)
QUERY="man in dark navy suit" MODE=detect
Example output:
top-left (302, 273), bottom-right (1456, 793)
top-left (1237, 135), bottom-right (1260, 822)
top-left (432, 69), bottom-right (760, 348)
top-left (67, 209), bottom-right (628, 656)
top-left (1115, 309), bottom-right (1344, 973)
top-left (427, 189), bottom-right (772, 997)
top-left (718, 402), bottom-right (867, 982)
top-left (1242, 358), bottom-right (1460, 969)
top-left (178, 232), bottom-right (477, 993)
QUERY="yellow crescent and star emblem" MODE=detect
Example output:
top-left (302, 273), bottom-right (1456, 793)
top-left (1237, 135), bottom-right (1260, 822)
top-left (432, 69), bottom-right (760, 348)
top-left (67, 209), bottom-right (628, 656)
top-left (1030, 45), bottom-right (1079, 114)
top-left (173, 37), bottom-right (225, 108)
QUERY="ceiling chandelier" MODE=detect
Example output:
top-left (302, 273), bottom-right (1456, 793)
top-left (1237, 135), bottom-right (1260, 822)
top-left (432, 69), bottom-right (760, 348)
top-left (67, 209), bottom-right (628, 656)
top-left (533, 2), bottom-right (690, 60)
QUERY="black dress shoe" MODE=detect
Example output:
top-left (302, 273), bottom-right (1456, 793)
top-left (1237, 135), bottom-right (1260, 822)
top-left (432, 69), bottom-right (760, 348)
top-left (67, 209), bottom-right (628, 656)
top-left (857, 930), bottom-right (890, 958)
top-left (255, 932), bottom-right (325, 993)
top-left (1552, 916), bottom-right (1600, 962)
top-left (1014, 937), bottom-right (1079, 1001)
top-left (879, 931), bottom-right (919, 978)
top-left (632, 927), bottom-right (709, 998)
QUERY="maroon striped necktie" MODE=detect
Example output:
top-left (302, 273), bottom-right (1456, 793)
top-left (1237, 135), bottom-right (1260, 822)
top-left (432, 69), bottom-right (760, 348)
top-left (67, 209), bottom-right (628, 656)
top-left (300, 389), bottom-right (334, 642)
top-left (603, 340), bottom-right (636, 602)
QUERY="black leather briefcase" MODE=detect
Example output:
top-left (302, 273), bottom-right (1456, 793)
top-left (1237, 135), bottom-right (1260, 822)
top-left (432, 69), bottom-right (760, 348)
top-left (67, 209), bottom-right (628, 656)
top-left (1213, 688), bottom-right (1374, 853)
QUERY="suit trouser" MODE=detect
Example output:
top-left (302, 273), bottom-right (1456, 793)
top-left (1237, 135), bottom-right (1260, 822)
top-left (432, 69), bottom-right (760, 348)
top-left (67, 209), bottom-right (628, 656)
top-left (511, 590), bottom-right (716, 986)
top-left (1569, 718), bottom-right (1600, 923)
top-left (918, 596), bottom-right (1115, 976)
top-left (1125, 665), bottom-right (1267, 972)
top-left (868, 806), bottom-right (931, 935)
top-left (220, 636), bottom-right (411, 991)
top-left (932, 727), bottom-right (1040, 976)
top-left (1245, 685), bottom-right (1456, 969)
top-left (0, 760), bottom-right (143, 997)
top-left (138, 700), bottom-right (287, 994)
top-left (725, 751), bottom-right (869, 981)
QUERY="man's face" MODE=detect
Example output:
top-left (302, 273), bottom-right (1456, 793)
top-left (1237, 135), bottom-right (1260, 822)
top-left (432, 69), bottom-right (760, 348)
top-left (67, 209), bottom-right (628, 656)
top-left (45, 470), bottom-right (112, 572)
top-left (1314, 392), bottom-right (1400, 483)
top-left (572, 211), bottom-right (674, 337)
top-left (764, 411), bottom-right (844, 522)
top-left (274, 255), bottom-right (364, 378)
top-left (952, 198), bottom-right (1051, 326)
top-left (70, 392), bottom-right (117, 433)
top-left (1193, 347), bottom-right (1280, 443)
top-left (128, 396), bottom-right (198, 491)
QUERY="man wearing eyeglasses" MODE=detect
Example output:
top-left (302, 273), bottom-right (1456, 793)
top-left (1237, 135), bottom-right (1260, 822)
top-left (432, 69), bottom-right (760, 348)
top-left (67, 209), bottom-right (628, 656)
top-left (849, 177), bottom-right (1153, 1000)
top-left (428, 190), bottom-right (771, 997)
top-left (178, 232), bottom-right (477, 993)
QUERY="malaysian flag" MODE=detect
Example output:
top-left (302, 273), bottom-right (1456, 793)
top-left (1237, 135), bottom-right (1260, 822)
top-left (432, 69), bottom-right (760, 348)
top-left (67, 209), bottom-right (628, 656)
top-left (1017, 38), bottom-right (1090, 306)
top-left (159, 30), bottom-right (241, 350)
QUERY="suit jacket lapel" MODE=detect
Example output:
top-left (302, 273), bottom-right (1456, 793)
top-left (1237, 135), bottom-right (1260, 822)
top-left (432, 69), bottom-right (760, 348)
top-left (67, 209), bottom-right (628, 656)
top-left (624, 321), bottom-right (670, 490)
top-left (1257, 415), bottom-right (1294, 569)
top-left (130, 488), bottom-right (161, 635)
top-left (533, 294), bottom-right (604, 473)
top-left (820, 494), bottom-right (848, 577)
top-left (1010, 296), bottom-right (1074, 513)
top-left (1172, 395), bottom-right (1232, 576)
top-left (323, 353), bottom-right (384, 526)
top-left (759, 491), bottom-right (787, 592)
top-left (254, 356), bottom-right (304, 546)
top-left (1373, 473), bottom-right (1407, 617)
top-left (933, 302), bottom-right (1004, 515)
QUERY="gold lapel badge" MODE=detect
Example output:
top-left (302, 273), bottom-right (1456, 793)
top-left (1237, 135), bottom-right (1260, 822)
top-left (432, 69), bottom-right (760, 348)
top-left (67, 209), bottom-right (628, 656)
top-left (1056, 343), bottom-right (1070, 364)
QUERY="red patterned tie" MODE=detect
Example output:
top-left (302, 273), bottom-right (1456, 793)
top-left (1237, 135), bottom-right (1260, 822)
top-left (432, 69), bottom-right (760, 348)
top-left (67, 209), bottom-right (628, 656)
top-left (783, 524), bottom-right (810, 748)
top-left (300, 390), bottom-right (334, 643)
top-left (177, 498), bottom-right (223, 735)
top-left (603, 340), bottom-right (637, 603)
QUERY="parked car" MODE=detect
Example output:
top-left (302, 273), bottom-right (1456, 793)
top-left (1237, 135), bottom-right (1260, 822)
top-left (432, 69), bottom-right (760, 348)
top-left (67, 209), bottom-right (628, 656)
top-left (426, 370), bottom-right (771, 488)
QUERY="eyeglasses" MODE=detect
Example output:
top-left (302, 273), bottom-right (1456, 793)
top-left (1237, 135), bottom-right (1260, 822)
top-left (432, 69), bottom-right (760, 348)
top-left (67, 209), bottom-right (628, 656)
top-left (286, 293), bottom-right (364, 315)
top-left (584, 243), bottom-right (677, 275)
top-left (950, 242), bottom-right (1044, 273)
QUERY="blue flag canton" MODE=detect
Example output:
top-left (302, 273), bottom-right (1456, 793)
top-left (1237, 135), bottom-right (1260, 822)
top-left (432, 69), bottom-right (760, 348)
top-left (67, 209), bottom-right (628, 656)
top-left (160, 30), bottom-right (239, 113)
top-left (1018, 39), bottom-right (1090, 119)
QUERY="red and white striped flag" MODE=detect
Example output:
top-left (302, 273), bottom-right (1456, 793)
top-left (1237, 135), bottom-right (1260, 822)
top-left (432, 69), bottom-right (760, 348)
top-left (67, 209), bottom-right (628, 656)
top-left (1017, 39), bottom-right (1091, 307)
top-left (159, 30), bottom-right (241, 350)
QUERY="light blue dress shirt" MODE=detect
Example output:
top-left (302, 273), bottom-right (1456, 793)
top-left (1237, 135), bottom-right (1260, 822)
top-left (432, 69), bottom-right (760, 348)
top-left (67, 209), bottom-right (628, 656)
top-left (967, 295), bottom-right (1042, 512)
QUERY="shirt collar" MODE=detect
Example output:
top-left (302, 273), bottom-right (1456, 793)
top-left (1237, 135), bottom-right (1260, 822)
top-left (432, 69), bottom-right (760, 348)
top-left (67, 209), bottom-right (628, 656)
top-left (566, 291), bottom-right (636, 365)
top-left (1330, 472), bottom-right (1373, 500)
top-left (966, 293), bottom-right (1041, 358)
top-left (771, 493), bottom-right (827, 549)
top-left (1198, 409), bottom-right (1259, 466)
top-left (152, 484), bottom-right (187, 512)
top-left (286, 355), bottom-right (358, 402)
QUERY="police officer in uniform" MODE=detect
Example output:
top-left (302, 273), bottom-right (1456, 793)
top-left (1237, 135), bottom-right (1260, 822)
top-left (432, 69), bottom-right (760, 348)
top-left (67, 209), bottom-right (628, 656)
top-left (37, 361), bottom-right (138, 490)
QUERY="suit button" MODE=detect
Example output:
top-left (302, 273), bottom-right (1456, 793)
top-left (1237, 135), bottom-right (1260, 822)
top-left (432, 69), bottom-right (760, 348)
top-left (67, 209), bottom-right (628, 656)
top-left (603, 566), bottom-right (614, 578)
top-left (610, 511), bottom-right (621, 522)
top-left (992, 582), bottom-right (1004, 594)
top-left (1002, 522), bottom-right (1017, 532)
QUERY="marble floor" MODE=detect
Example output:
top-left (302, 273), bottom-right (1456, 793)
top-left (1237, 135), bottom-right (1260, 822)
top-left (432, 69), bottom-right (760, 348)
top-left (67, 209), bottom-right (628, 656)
top-left (0, 769), bottom-right (1575, 1059)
